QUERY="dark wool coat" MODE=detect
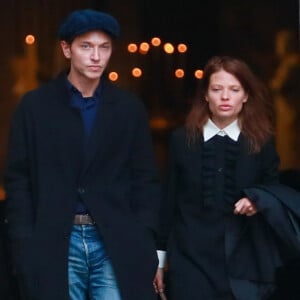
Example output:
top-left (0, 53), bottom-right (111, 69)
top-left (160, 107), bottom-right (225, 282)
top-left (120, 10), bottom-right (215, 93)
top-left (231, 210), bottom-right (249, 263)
top-left (160, 127), bottom-right (300, 300)
top-left (4, 72), bottom-right (161, 300)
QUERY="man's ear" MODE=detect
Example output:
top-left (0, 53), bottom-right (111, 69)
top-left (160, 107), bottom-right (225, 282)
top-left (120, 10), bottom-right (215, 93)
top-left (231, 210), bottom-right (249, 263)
top-left (60, 40), bottom-right (71, 59)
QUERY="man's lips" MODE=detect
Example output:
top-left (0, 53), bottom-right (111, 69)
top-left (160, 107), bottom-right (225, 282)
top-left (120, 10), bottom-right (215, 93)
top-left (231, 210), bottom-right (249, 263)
top-left (88, 65), bottom-right (102, 71)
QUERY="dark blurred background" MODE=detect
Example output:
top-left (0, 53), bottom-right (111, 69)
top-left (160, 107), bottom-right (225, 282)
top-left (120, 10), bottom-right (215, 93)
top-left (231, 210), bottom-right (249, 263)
top-left (1, 1), bottom-right (300, 298)
top-left (0, 0), bottom-right (299, 178)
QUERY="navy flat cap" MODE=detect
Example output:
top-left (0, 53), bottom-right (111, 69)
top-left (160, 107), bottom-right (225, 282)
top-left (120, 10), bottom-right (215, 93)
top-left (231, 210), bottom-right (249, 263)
top-left (58, 9), bottom-right (120, 42)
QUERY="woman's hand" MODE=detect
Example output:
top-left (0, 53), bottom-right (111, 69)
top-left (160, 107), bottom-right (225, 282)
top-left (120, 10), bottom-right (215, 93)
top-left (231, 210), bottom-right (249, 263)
top-left (234, 197), bottom-right (257, 216)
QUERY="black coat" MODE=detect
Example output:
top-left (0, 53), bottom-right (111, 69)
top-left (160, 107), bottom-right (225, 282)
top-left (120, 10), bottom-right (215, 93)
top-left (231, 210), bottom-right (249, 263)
top-left (160, 127), bottom-right (295, 300)
top-left (0, 201), bottom-right (16, 300)
top-left (4, 73), bottom-right (161, 300)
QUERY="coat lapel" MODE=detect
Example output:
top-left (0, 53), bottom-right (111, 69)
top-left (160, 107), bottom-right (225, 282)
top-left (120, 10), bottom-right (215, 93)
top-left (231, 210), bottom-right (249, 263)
top-left (59, 106), bottom-right (83, 173)
top-left (53, 79), bottom-right (84, 181)
top-left (80, 83), bottom-right (116, 177)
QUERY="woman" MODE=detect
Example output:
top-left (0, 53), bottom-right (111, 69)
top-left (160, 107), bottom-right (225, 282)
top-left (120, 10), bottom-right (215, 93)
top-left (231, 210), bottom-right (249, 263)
top-left (157, 56), bottom-right (286, 300)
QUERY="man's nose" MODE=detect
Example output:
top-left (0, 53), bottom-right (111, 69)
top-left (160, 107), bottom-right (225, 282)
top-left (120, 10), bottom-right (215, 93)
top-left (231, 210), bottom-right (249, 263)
top-left (91, 48), bottom-right (100, 60)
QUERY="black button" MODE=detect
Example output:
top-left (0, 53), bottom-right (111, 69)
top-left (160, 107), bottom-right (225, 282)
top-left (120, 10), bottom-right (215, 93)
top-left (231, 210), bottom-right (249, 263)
top-left (78, 187), bottom-right (85, 194)
top-left (217, 168), bottom-right (223, 172)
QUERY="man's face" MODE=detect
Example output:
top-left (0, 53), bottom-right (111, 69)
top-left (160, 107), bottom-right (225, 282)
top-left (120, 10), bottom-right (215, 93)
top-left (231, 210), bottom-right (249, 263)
top-left (60, 30), bottom-right (113, 82)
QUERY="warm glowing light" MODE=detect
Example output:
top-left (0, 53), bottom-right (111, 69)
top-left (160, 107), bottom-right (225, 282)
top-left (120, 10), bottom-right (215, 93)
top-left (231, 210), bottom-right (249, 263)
top-left (175, 69), bottom-right (185, 78)
top-left (25, 34), bottom-right (35, 45)
top-left (151, 37), bottom-right (161, 47)
top-left (139, 42), bottom-right (150, 54)
top-left (163, 43), bottom-right (175, 54)
top-left (177, 43), bottom-right (188, 53)
top-left (108, 72), bottom-right (119, 81)
top-left (132, 67), bottom-right (142, 77)
top-left (128, 43), bottom-right (138, 53)
top-left (150, 117), bottom-right (170, 130)
top-left (194, 69), bottom-right (204, 79)
top-left (0, 186), bottom-right (5, 201)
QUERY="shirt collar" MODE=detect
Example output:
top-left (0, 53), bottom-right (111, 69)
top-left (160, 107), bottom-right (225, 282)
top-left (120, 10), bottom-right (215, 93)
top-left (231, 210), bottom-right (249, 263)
top-left (203, 119), bottom-right (240, 142)
top-left (65, 77), bottom-right (102, 98)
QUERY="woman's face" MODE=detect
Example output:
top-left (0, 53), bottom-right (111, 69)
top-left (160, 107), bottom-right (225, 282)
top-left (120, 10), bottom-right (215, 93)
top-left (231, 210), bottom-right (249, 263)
top-left (205, 69), bottom-right (248, 128)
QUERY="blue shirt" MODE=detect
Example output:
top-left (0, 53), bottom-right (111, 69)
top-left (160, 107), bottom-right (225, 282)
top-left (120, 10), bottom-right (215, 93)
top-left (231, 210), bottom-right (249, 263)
top-left (67, 80), bottom-right (101, 214)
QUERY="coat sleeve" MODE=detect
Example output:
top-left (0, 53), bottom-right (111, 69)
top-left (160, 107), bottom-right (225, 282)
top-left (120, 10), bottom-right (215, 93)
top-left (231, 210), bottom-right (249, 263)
top-left (4, 98), bottom-right (34, 241)
top-left (259, 138), bottom-right (280, 184)
top-left (156, 129), bottom-right (179, 250)
top-left (129, 100), bottom-right (162, 235)
top-left (244, 185), bottom-right (300, 259)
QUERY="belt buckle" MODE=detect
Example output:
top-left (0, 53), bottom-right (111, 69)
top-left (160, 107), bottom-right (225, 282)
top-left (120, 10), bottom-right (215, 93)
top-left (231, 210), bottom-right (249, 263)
top-left (74, 214), bottom-right (95, 225)
top-left (86, 214), bottom-right (95, 225)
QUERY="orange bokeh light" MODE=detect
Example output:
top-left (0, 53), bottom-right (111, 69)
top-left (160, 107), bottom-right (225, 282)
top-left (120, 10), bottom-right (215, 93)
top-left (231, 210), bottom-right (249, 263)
top-left (194, 69), bottom-right (204, 79)
top-left (175, 69), bottom-right (185, 78)
top-left (177, 43), bottom-right (187, 53)
top-left (151, 37), bottom-right (161, 47)
top-left (132, 67), bottom-right (142, 77)
top-left (108, 72), bottom-right (119, 81)
top-left (127, 43), bottom-right (138, 53)
top-left (163, 43), bottom-right (175, 54)
top-left (25, 34), bottom-right (35, 45)
top-left (139, 42), bottom-right (150, 54)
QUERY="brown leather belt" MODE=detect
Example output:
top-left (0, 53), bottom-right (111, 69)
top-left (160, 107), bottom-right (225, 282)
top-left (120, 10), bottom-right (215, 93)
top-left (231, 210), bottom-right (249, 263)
top-left (74, 214), bottom-right (95, 225)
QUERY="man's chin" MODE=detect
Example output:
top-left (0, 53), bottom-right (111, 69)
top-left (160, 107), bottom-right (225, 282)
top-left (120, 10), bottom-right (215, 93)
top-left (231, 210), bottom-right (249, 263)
top-left (85, 71), bottom-right (102, 80)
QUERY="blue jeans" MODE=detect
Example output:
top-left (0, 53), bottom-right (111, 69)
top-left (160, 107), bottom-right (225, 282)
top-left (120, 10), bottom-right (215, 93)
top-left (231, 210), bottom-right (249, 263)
top-left (68, 225), bottom-right (122, 300)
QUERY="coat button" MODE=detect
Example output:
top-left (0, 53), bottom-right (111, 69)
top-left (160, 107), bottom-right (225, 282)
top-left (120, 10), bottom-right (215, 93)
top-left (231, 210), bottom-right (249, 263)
top-left (77, 187), bottom-right (85, 194)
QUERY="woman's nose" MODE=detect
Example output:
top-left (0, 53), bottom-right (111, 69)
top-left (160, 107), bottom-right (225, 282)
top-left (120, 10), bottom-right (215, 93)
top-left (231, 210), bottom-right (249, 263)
top-left (221, 90), bottom-right (229, 100)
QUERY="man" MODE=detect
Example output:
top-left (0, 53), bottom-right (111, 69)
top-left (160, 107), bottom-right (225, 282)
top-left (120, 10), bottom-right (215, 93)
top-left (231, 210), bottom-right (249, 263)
top-left (0, 200), bottom-right (16, 300)
top-left (5, 9), bottom-right (162, 300)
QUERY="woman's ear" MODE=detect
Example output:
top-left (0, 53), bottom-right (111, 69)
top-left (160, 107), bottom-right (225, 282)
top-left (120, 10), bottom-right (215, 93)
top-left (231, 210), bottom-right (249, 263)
top-left (243, 96), bottom-right (248, 103)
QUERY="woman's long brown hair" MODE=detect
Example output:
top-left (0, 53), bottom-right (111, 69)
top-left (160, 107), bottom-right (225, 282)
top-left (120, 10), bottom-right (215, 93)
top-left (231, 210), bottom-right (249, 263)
top-left (186, 56), bottom-right (275, 153)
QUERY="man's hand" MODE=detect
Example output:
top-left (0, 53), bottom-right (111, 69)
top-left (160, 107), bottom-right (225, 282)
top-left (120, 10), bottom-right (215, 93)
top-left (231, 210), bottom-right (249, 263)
top-left (153, 267), bottom-right (165, 294)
